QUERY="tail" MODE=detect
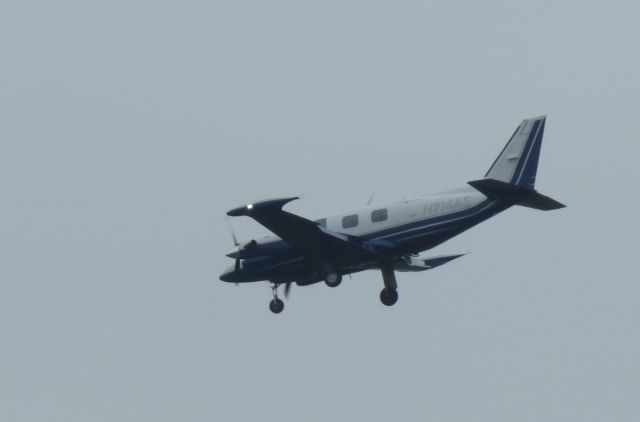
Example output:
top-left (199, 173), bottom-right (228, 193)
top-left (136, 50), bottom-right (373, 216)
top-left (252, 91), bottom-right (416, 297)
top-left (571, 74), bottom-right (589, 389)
top-left (468, 115), bottom-right (565, 211)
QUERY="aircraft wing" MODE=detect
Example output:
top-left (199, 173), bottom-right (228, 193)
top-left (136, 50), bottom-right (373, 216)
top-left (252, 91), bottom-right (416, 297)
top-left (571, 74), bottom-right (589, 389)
top-left (227, 197), bottom-right (393, 262)
top-left (394, 254), bottom-right (465, 272)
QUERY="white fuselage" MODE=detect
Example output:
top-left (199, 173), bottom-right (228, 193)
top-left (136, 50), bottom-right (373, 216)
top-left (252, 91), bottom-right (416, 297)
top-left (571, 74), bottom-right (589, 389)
top-left (250, 187), bottom-right (487, 251)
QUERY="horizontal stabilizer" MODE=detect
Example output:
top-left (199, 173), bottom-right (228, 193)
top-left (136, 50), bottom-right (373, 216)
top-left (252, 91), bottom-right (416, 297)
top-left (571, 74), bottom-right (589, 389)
top-left (518, 192), bottom-right (566, 211)
top-left (468, 178), bottom-right (565, 211)
top-left (468, 178), bottom-right (528, 198)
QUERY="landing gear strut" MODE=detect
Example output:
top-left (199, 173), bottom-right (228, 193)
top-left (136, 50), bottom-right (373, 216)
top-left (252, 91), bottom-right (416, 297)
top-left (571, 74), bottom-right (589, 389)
top-left (379, 263), bottom-right (398, 306)
top-left (269, 283), bottom-right (284, 314)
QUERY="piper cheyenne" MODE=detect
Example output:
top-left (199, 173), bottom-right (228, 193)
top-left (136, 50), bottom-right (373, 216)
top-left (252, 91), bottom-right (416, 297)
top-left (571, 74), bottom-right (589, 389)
top-left (220, 116), bottom-right (565, 313)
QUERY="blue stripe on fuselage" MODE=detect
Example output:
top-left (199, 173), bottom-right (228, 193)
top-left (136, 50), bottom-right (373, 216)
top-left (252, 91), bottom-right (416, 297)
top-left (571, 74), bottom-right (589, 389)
top-left (379, 200), bottom-right (517, 251)
top-left (360, 199), bottom-right (494, 241)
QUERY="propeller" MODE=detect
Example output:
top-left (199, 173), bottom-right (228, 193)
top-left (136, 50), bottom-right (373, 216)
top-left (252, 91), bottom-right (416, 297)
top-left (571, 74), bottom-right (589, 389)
top-left (225, 217), bottom-right (241, 274)
top-left (284, 282), bottom-right (292, 299)
top-left (226, 216), bottom-right (239, 247)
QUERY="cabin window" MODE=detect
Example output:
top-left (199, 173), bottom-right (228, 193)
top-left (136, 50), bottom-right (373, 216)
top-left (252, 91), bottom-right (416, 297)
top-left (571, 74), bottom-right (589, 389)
top-left (371, 208), bottom-right (388, 223)
top-left (342, 214), bottom-right (359, 229)
top-left (315, 218), bottom-right (327, 228)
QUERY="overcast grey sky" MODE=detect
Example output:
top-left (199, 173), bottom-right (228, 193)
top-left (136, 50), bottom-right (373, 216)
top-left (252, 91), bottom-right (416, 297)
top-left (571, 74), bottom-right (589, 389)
top-left (2, 1), bottom-right (639, 421)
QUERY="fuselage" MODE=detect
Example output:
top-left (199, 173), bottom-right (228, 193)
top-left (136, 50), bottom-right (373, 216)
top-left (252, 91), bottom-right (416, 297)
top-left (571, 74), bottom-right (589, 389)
top-left (220, 186), bottom-right (517, 284)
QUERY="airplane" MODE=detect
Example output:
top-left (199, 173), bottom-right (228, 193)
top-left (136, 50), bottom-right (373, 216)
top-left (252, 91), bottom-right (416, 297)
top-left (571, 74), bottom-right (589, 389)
top-left (220, 115), bottom-right (565, 313)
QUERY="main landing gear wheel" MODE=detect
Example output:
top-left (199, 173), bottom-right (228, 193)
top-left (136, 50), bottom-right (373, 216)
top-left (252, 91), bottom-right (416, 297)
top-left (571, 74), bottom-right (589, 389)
top-left (324, 272), bottom-right (342, 288)
top-left (269, 298), bottom-right (284, 314)
top-left (380, 288), bottom-right (398, 306)
top-left (268, 282), bottom-right (284, 314)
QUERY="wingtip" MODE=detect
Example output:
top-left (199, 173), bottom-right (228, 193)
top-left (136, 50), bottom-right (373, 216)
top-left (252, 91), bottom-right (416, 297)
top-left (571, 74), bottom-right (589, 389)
top-left (226, 196), bottom-right (300, 217)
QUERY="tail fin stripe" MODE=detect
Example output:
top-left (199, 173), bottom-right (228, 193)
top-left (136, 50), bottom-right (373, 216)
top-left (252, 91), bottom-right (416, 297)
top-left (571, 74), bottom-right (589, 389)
top-left (512, 119), bottom-right (542, 186)
top-left (484, 115), bottom-right (547, 190)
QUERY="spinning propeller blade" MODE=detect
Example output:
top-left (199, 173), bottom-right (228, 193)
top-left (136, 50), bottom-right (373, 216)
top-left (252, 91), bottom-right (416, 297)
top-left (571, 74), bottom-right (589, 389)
top-left (225, 216), bottom-right (239, 246)
top-left (226, 217), bottom-right (241, 272)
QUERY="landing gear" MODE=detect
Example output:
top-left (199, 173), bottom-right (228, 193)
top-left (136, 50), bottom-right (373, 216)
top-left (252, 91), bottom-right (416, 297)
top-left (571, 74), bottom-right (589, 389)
top-left (268, 282), bottom-right (284, 314)
top-left (380, 287), bottom-right (398, 306)
top-left (324, 272), bottom-right (342, 287)
top-left (380, 263), bottom-right (398, 307)
top-left (269, 297), bottom-right (284, 313)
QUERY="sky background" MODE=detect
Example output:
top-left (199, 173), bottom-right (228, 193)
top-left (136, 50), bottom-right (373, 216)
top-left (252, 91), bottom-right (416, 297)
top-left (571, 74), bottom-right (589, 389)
top-left (2, 1), bottom-right (639, 421)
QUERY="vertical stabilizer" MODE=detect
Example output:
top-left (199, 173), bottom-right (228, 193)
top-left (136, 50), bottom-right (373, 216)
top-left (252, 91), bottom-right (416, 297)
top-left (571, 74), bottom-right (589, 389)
top-left (485, 115), bottom-right (546, 190)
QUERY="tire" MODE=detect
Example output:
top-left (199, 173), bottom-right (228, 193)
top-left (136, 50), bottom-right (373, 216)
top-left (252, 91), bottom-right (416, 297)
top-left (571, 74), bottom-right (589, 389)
top-left (380, 288), bottom-right (398, 306)
top-left (269, 298), bottom-right (284, 314)
top-left (324, 272), bottom-right (342, 288)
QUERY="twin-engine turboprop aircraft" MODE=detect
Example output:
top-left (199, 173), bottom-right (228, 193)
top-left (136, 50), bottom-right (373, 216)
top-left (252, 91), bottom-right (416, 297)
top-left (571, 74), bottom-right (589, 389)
top-left (220, 116), bottom-right (565, 313)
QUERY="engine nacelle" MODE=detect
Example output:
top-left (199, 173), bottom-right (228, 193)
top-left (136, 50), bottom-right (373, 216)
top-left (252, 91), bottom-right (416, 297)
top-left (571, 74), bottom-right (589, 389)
top-left (225, 239), bottom-right (257, 259)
